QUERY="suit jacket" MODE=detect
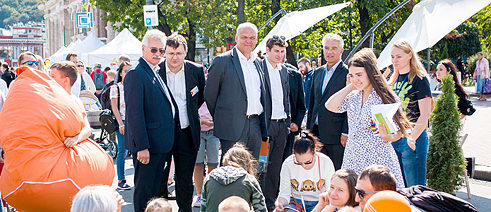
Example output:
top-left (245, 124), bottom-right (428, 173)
top-left (124, 57), bottom-right (178, 154)
top-left (204, 48), bottom-right (268, 141)
top-left (262, 59), bottom-right (290, 130)
top-left (306, 62), bottom-right (348, 144)
top-left (158, 60), bottom-right (206, 150)
top-left (287, 68), bottom-right (306, 128)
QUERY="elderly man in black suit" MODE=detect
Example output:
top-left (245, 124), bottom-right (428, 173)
top-left (204, 22), bottom-right (268, 159)
top-left (306, 33), bottom-right (348, 170)
top-left (157, 33), bottom-right (205, 212)
top-left (124, 29), bottom-right (178, 212)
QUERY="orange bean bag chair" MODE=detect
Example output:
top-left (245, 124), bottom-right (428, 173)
top-left (0, 67), bottom-right (115, 212)
top-left (363, 190), bottom-right (411, 212)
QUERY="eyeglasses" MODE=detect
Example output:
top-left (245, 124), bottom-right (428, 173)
top-left (77, 65), bottom-right (84, 67)
top-left (355, 188), bottom-right (381, 199)
top-left (272, 35), bottom-right (286, 41)
top-left (149, 47), bottom-right (165, 54)
top-left (22, 60), bottom-right (39, 66)
top-left (293, 155), bottom-right (314, 166)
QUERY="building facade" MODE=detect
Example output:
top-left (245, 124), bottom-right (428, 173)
top-left (0, 25), bottom-right (46, 66)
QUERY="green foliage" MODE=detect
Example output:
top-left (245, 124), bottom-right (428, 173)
top-left (427, 74), bottom-right (466, 194)
top-left (0, 0), bottom-right (46, 28)
top-left (474, 4), bottom-right (491, 52)
top-left (432, 22), bottom-right (482, 62)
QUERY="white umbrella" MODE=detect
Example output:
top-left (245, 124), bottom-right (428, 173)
top-left (377, 0), bottom-right (491, 69)
top-left (87, 28), bottom-right (142, 68)
top-left (70, 32), bottom-right (104, 65)
top-left (254, 2), bottom-right (351, 54)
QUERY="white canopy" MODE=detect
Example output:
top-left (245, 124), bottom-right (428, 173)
top-left (87, 28), bottom-right (142, 68)
top-left (48, 39), bottom-right (81, 63)
top-left (377, 0), bottom-right (491, 69)
top-left (70, 32), bottom-right (104, 65)
top-left (254, 2), bottom-right (350, 54)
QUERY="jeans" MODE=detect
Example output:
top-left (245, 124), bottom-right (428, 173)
top-left (288, 198), bottom-right (318, 212)
top-left (196, 130), bottom-right (220, 166)
top-left (116, 129), bottom-right (127, 181)
top-left (392, 129), bottom-right (429, 187)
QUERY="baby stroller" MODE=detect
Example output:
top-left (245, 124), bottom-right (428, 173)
top-left (80, 90), bottom-right (118, 159)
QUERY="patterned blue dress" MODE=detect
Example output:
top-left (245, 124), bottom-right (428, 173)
top-left (339, 89), bottom-right (405, 188)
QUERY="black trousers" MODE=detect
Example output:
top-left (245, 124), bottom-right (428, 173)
top-left (160, 127), bottom-right (197, 212)
top-left (262, 121), bottom-right (289, 210)
top-left (283, 131), bottom-right (299, 162)
top-left (313, 124), bottom-right (345, 170)
top-left (133, 153), bottom-right (168, 212)
top-left (220, 116), bottom-right (262, 160)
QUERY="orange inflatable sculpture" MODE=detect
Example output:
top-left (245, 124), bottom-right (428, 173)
top-left (0, 67), bottom-right (115, 211)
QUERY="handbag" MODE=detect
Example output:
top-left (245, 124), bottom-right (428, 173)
top-left (99, 109), bottom-right (119, 134)
top-left (482, 79), bottom-right (491, 94)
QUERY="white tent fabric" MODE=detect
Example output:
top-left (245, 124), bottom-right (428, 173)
top-left (377, 0), bottom-right (491, 69)
top-left (70, 32), bottom-right (104, 65)
top-left (48, 39), bottom-right (81, 63)
top-left (87, 28), bottom-right (142, 68)
top-left (254, 2), bottom-right (350, 54)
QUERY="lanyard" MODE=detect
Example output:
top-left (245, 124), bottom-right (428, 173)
top-left (395, 74), bottom-right (409, 96)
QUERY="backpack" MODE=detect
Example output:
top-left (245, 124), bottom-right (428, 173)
top-left (93, 71), bottom-right (105, 90)
top-left (100, 83), bottom-right (120, 110)
top-left (398, 185), bottom-right (478, 212)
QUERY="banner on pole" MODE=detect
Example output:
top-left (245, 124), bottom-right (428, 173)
top-left (76, 12), bottom-right (93, 28)
top-left (143, 5), bottom-right (159, 27)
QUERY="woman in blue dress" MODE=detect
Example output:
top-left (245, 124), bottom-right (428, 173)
top-left (325, 48), bottom-right (411, 188)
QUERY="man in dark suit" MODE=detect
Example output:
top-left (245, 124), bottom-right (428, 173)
top-left (283, 67), bottom-right (306, 161)
top-left (261, 35), bottom-right (291, 211)
top-left (307, 33), bottom-right (348, 170)
top-left (124, 29), bottom-right (178, 212)
top-left (205, 22), bottom-right (268, 159)
top-left (157, 33), bottom-right (205, 212)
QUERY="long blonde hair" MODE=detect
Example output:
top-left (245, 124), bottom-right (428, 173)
top-left (388, 40), bottom-right (428, 85)
top-left (222, 143), bottom-right (258, 177)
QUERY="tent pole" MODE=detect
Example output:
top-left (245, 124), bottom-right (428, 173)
top-left (258, 9), bottom-right (287, 32)
top-left (344, 0), bottom-right (411, 62)
top-left (369, 31), bottom-right (374, 48)
top-left (427, 48), bottom-right (431, 72)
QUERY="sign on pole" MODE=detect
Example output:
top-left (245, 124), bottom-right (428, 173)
top-left (143, 5), bottom-right (159, 27)
top-left (76, 12), bottom-right (93, 28)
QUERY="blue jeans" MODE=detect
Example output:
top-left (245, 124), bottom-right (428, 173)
top-left (116, 129), bottom-right (127, 181)
top-left (392, 130), bottom-right (429, 187)
top-left (287, 198), bottom-right (318, 212)
top-left (195, 130), bottom-right (220, 166)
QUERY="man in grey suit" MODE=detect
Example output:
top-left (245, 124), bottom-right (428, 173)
top-left (306, 33), bottom-right (348, 170)
top-left (261, 35), bottom-right (291, 211)
top-left (204, 22), bottom-right (268, 159)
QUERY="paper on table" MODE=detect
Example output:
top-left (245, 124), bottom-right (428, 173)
top-left (370, 102), bottom-right (400, 134)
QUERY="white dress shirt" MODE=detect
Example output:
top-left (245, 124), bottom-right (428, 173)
top-left (266, 59), bottom-right (287, 119)
top-left (143, 58), bottom-right (175, 117)
top-left (166, 63), bottom-right (189, 129)
top-left (236, 48), bottom-right (263, 115)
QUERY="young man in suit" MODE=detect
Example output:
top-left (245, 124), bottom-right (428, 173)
top-left (283, 66), bottom-right (306, 162)
top-left (261, 35), bottom-right (291, 211)
top-left (157, 33), bottom-right (205, 212)
top-left (306, 33), bottom-right (348, 170)
top-left (204, 22), bottom-right (268, 159)
top-left (124, 29), bottom-right (178, 212)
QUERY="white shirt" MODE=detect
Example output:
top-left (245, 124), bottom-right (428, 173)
top-left (71, 72), bottom-right (96, 97)
top-left (143, 58), bottom-right (175, 117)
top-left (266, 59), bottom-right (287, 119)
top-left (236, 48), bottom-right (263, 115)
top-left (166, 63), bottom-right (189, 129)
top-left (0, 79), bottom-right (8, 112)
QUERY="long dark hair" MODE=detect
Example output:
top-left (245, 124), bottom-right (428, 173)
top-left (438, 59), bottom-right (469, 98)
top-left (116, 61), bottom-right (131, 83)
top-left (2, 63), bottom-right (9, 72)
top-left (348, 48), bottom-right (411, 137)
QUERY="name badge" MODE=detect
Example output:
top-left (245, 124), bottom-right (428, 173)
top-left (190, 86), bottom-right (199, 96)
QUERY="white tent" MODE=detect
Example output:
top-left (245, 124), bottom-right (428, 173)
top-left (70, 32), bottom-right (104, 65)
top-left (87, 28), bottom-right (142, 68)
top-left (377, 0), bottom-right (491, 69)
top-left (254, 2), bottom-right (350, 54)
top-left (48, 39), bottom-right (81, 63)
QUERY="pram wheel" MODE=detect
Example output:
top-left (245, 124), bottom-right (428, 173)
top-left (105, 139), bottom-right (118, 159)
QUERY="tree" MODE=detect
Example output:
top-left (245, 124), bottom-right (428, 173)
top-left (474, 4), bottom-right (491, 52)
top-left (432, 21), bottom-right (482, 62)
top-left (427, 74), bottom-right (466, 194)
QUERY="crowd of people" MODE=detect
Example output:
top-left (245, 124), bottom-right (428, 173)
top-left (0, 21), bottom-right (484, 212)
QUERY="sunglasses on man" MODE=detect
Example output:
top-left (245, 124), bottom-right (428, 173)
top-left (272, 35), bottom-right (286, 41)
top-left (355, 188), bottom-right (381, 199)
top-left (150, 47), bottom-right (165, 54)
top-left (22, 60), bottom-right (39, 66)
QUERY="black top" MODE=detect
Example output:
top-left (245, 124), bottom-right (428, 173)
top-left (392, 73), bottom-right (431, 122)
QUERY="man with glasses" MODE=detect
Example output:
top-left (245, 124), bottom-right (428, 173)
top-left (355, 165), bottom-right (397, 210)
top-left (157, 33), bottom-right (205, 212)
top-left (124, 29), bottom-right (179, 212)
top-left (71, 61), bottom-right (96, 97)
top-left (205, 22), bottom-right (268, 160)
top-left (261, 35), bottom-right (291, 211)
